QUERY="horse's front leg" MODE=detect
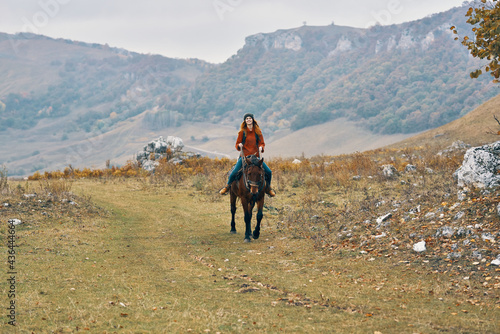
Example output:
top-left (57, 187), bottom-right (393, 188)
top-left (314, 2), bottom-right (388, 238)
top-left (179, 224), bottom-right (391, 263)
top-left (253, 197), bottom-right (264, 240)
top-left (242, 199), bottom-right (253, 242)
top-left (230, 191), bottom-right (237, 234)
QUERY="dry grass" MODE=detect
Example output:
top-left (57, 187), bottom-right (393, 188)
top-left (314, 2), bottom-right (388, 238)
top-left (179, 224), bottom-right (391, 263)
top-left (1, 145), bottom-right (499, 333)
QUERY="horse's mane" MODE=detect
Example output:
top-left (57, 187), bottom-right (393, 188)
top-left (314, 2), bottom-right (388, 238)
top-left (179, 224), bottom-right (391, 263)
top-left (245, 154), bottom-right (261, 166)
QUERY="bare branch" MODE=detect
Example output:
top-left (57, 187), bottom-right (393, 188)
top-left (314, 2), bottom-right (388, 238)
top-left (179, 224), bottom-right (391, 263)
top-left (494, 114), bottom-right (500, 126)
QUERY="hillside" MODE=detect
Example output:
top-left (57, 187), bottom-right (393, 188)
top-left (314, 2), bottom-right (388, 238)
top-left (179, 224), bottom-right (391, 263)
top-left (391, 93), bottom-right (500, 150)
top-left (0, 33), bottom-right (211, 132)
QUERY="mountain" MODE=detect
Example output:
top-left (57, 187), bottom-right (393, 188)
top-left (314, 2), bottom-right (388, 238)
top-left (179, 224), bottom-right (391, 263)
top-left (176, 5), bottom-right (498, 134)
top-left (1, 4), bottom-right (499, 176)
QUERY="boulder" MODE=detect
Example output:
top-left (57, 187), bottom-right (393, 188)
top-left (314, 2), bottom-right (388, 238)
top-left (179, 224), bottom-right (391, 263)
top-left (454, 141), bottom-right (500, 188)
top-left (381, 164), bottom-right (398, 178)
top-left (413, 241), bottom-right (426, 252)
top-left (405, 164), bottom-right (417, 173)
top-left (136, 136), bottom-right (197, 173)
top-left (143, 136), bottom-right (184, 155)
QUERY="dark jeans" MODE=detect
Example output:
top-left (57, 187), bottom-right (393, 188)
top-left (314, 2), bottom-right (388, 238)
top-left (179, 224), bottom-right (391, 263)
top-left (227, 157), bottom-right (272, 186)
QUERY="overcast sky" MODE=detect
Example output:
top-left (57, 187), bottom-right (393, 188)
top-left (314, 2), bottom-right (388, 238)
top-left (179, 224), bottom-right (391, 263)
top-left (1, 0), bottom-right (466, 63)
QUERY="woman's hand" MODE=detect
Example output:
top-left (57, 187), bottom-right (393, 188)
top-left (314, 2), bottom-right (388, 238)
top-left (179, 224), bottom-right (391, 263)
top-left (238, 143), bottom-right (243, 150)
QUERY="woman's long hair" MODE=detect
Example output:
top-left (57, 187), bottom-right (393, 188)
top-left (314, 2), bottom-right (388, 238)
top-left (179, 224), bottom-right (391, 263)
top-left (240, 119), bottom-right (262, 136)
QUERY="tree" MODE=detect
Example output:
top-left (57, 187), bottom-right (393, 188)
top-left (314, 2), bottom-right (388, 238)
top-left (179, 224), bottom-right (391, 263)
top-left (453, 0), bottom-right (500, 81)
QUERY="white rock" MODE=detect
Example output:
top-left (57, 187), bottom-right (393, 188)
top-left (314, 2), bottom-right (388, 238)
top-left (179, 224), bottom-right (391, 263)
top-left (436, 226), bottom-right (455, 238)
top-left (405, 164), bottom-right (417, 173)
top-left (165, 136), bottom-right (184, 152)
top-left (376, 213), bottom-right (392, 225)
top-left (292, 159), bottom-right (301, 164)
top-left (8, 219), bottom-right (22, 226)
top-left (425, 212), bottom-right (436, 219)
top-left (413, 241), bottom-right (426, 252)
top-left (381, 164), bottom-right (398, 178)
top-left (142, 160), bottom-right (159, 172)
top-left (454, 141), bottom-right (500, 188)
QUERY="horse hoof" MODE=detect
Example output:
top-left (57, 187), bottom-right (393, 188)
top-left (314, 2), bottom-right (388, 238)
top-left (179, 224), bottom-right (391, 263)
top-left (244, 238), bottom-right (251, 243)
top-left (253, 232), bottom-right (260, 240)
top-left (230, 230), bottom-right (237, 234)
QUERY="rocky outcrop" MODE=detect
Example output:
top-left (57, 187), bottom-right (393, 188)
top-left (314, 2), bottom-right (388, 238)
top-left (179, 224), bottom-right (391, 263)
top-left (329, 36), bottom-right (352, 57)
top-left (136, 136), bottom-right (200, 172)
top-left (244, 32), bottom-right (302, 51)
top-left (397, 30), bottom-right (416, 50)
top-left (273, 33), bottom-right (302, 51)
top-left (421, 31), bottom-right (435, 50)
top-left (454, 141), bottom-right (500, 188)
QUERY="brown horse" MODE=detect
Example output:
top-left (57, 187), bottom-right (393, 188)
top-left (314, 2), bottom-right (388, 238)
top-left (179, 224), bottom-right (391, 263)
top-left (229, 155), bottom-right (266, 242)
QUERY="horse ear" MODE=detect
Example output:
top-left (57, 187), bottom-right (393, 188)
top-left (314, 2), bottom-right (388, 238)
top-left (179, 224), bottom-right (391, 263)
top-left (245, 157), bottom-right (251, 165)
top-left (258, 158), bottom-right (264, 166)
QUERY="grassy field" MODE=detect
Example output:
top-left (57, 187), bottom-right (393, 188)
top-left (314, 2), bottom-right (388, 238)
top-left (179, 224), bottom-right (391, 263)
top-left (1, 147), bottom-right (499, 333)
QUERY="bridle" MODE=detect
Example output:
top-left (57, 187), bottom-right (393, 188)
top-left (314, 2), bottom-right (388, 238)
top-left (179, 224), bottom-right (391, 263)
top-left (241, 152), bottom-right (265, 194)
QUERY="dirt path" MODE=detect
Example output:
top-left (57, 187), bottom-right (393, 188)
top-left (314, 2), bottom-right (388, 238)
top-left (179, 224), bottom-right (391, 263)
top-left (73, 180), bottom-right (354, 333)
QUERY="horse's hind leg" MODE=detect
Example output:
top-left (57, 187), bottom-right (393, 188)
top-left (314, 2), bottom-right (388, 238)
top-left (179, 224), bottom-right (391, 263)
top-left (253, 198), bottom-right (264, 240)
top-left (230, 192), bottom-right (237, 234)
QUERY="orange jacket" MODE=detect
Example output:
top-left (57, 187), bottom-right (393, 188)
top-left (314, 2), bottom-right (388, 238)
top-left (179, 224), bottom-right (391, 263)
top-left (235, 127), bottom-right (265, 157)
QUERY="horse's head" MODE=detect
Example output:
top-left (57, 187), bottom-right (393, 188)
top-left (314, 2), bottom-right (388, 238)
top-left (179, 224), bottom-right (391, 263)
top-left (244, 157), bottom-right (264, 195)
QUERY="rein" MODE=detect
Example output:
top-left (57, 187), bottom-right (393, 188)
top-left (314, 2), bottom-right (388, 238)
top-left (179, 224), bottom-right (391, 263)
top-left (240, 152), bottom-right (265, 194)
top-left (246, 169), bottom-right (265, 192)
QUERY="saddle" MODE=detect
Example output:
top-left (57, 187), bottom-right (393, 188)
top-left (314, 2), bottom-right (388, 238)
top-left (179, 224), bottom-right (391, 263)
top-left (228, 154), bottom-right (261, 181)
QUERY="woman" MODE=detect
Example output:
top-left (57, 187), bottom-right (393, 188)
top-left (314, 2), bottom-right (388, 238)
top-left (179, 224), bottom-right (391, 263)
top-left (220, 113), bottom-right (275, 197)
